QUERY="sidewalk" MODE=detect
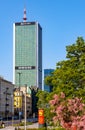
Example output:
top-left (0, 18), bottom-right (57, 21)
top-left (0, 126), bottom-right (15, 130)
top-left (0, 123), bottom-right (38, 130)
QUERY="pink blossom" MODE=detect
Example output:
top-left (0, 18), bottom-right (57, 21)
top-left (49, 99), bottom-right (56, 105)
top-left (49, 92), bottom-right (85, 130)
top-left (53, 94), bottom-right (59, 102)
top-left (60, 92), bottom-right (65, 98)
top-left (53, 116), bottom-right (58, 124)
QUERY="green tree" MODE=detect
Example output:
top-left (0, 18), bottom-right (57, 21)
top-left (36, 90), bottom-right (48, 109)
top-left (36, 90), bottom-right (54, 125)
top-left (37, 37), bottom-right (85, 126)
top-left (45, 37), bottom-right (85, 100)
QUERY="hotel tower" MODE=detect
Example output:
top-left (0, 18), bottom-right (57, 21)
top-left (13, 8), bottom-right (42, 93)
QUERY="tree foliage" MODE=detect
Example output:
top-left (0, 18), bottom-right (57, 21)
top-left (36, 90), bottom-right (51, 123)
top-left (45, 37), bottom-right (85, 100)
top-left (37, 37), bottom-right (85, 126)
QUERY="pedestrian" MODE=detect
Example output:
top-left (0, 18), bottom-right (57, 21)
top-left (1, 121), bottom-right (5, 128)
top-left (15, 127), bottom-right (17, 130)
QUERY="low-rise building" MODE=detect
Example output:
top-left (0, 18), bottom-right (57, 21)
top-left (14, 86), bottom-right (32, 118)
top-left (14, 88), bottom-right (23, 118)
top-left (0, 77), bottom-right (14, 118)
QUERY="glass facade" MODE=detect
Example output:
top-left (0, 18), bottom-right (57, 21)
top-left (44, 69), bottom-right (54, 92)
top-left (13, 22), bottom-right (42, 93)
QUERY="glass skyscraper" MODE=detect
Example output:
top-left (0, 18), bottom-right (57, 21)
top-left (13, 22), bottom-right (42, 93)
top-left (44, 69), bottom-right (54, 92)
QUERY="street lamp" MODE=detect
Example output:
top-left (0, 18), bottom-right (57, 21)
top-left (24, 84), bottom-right (27, 130)
top-left (17, 72), bottom-right (22, 122)
top-left (0, 93), bottom-right (3, 118)
top-left (5, 87), bottom-right (9, 124)
top-left (0, 80), bottom-right (1, 117)
top-left (17, 72), bottom-right (22, 89)
top-left (11, 94), bottom-right (14, 126)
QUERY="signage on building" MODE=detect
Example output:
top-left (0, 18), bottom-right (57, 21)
top-left (19, 112), bottom-right (22, 116)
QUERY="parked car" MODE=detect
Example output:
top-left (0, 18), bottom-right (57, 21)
top-left (27, 118), bottom-right (38, 123)
top-left (0, 116), bottom-right (3, 121)
top-left (13, 116), bottom-right (19, 120)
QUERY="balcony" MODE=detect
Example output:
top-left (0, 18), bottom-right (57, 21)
top-left (5, 103), bottom-right (9, 106)
top-left (6, 98), bottom-right (9, 100)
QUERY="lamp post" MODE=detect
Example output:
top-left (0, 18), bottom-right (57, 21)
top-left (0, 93), bottom-right (3, 118)
top-left (17, 72), bottom-right (22, 89)
top-left (5, 87), bottom-right (9, 124)
top-left (17, 72), bottom-right (22, 122)
top-left (0, 80), bottom-right (1, 117)
top-left (11, 94), bottom-right (13, 126)
top-left (24, 84), bottom-right (27, 130)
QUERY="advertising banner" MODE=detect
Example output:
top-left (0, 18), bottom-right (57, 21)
top-left (38, 109), bottom-right (44, 124)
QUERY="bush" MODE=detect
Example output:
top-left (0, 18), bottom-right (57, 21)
top-left (49, 92), bottom-right (85, 129)
top-left (14, 127), bottom-right (65, 130)
top-left (38, 128), bottom-right (47, 130)
top-left (55, 128), bottom-right (65, 130)
top-left (0, 126), bottom-right (3, 129)
top-left (17, 128), bottom-right (38, 130)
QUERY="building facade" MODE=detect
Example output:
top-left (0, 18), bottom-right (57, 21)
top-left (13, 22), bottom-right (42, 92)
top-left (14, 87), bottom-right (32, 118)
top-left (44, 69), bottom-right (54, 92)
top-left (0, 77), bottom-right (14, 118)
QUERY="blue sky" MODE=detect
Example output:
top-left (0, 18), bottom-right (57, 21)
top-left (0, 0), bottom-right (85, 82)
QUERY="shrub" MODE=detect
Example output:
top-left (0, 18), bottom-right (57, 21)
top-left (0, 126), bottom-right (3, 129)
top-left (49, 92), bottom-right (85, 130)
top-left (55, 127), bottom-right (65, 130)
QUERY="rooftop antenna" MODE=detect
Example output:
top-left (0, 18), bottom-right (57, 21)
top-left (23, 7), bottom-right (27, 22)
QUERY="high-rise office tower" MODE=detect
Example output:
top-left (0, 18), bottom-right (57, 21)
top-left (13, 8), bottom-right (42, 93)
top-left (44, 69), bottom-right (54, 92)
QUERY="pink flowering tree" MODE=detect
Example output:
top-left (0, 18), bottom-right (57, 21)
top-left (49, 92), bottom-right (85, 130)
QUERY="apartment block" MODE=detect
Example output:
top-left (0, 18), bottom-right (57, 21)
top-left (0, 77), bottom-right (14, 118)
